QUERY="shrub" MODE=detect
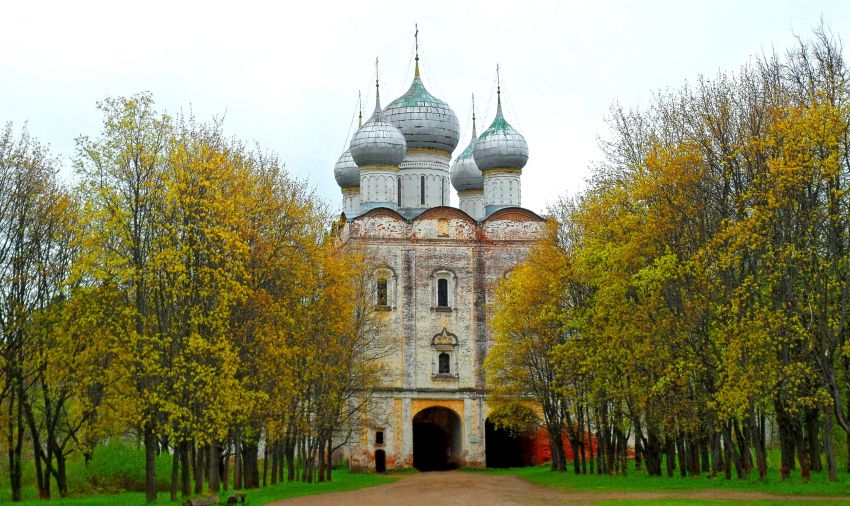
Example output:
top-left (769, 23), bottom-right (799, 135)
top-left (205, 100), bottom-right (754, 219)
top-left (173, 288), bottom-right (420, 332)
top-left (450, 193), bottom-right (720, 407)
top-left (86, 440), bottom-right (173, 492)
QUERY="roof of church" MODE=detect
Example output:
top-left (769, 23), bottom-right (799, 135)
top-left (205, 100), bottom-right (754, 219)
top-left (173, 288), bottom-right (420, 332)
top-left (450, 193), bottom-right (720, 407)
top-left (351, 205), bottom-right (545, 225)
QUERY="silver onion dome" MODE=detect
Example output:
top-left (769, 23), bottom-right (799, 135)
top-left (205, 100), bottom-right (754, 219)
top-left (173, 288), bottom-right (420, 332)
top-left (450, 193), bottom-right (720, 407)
top-left (383, 66), bottom-right (460, 154)
top-left (450, 119), bottom-right (482, 192)
top-left (473, 95), bottom-right (528, 171)
top-left (334, 149), bottom-right (359, 188)
top-left (349, 91), bottom-right (407, 168)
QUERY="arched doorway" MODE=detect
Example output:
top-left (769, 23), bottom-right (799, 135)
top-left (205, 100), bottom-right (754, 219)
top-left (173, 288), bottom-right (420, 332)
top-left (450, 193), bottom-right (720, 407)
top-left (375, 449), bottom-right (386, 473)
top-left (412, 407), bottom-right (462, 471)
top-left (485, 418), bottom-right (536, 468)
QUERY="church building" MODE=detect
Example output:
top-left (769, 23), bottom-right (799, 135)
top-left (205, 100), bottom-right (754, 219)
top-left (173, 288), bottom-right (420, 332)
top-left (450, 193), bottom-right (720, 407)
top-left (333, 37), bottom-right (547, 471)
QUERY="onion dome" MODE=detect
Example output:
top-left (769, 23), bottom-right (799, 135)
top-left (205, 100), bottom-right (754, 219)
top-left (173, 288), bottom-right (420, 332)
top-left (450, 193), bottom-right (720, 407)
top-left (473, 75), bottom-right (528, 171)
top-left (334, 149), bottom-right (359, 188)
top-left (349, 82), bottom-right (407, 167)
top-left (382, 45), bottom-right (460, 154)
top-left (451, 99), bottom-right (483, 191)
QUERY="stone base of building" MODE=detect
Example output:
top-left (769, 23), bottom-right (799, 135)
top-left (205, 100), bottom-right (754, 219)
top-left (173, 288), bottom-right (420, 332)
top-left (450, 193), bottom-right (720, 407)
top-left (344, 390), bottom-right (549, 472)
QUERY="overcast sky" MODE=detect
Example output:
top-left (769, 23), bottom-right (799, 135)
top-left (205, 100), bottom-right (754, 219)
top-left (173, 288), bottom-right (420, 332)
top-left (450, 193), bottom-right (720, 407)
top-left (2, 0), bottom-right (848, 215)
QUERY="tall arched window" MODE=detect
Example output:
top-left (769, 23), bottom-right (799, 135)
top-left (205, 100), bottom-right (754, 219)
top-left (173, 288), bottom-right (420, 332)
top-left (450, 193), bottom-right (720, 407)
top-left (441, 178), bottom-right (445, 206)
top-left (376, 277), bottom-right (388, 306)
top-left (438, 352), bottom-right (450, 374)
top-left (397, 179), bottom-right (401, 206)
top-left (420, 175), bottom-right (425, 205)
top-left (437, 279), bottom-right (448, 307)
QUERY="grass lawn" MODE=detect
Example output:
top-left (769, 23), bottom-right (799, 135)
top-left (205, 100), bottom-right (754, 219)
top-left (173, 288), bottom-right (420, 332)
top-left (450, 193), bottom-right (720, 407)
top-left (466, 463), bottom-right (850, 504)
top-left (1, 441), bottom-right (399, 505)
top-left (596, 501), bottom-right (850, 506)
top-left (6, 468), bottom-right (396, 506)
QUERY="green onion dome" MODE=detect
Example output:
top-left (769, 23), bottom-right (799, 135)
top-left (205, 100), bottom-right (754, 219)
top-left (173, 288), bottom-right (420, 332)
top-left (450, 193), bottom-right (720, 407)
top-left (382, 65), bottom-right (460, 155)
top-left (473, 95), bottom-right (528, 171)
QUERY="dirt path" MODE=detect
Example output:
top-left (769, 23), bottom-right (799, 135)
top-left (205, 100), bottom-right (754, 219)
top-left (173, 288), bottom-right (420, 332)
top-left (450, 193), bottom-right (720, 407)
top-left (267, 470), bottom-right (845, 505)
top-left (271, 471), bottom-right (568, 506)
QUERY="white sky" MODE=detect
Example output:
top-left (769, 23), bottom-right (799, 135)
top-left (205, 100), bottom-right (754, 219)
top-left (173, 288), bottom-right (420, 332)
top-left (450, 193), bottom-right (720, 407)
top-left (1, 0), bottom-right (848, 215)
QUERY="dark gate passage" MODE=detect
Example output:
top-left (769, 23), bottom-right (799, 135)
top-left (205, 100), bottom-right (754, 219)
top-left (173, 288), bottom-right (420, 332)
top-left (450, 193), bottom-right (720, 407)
top-left (412, 407), bottom-right (462, 471)
top-left (485, 419), bottom-right (534, 468)
top-left (375, 449), bottom-right (386, 473)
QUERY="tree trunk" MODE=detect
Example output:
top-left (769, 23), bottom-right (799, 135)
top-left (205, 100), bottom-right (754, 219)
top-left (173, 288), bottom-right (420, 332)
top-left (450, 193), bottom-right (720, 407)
top-left (700, 436), bottom-right (710, 475)
top-left (317, 439), bottom-right (326, 483)
top-left (243, 442), bottom-right (260, 488)
top-left (55, 450), bottom-right (68, 498)
top-left (234, 431), bottom-right (242, 490)
top-left (170, 442), bottom-right (179, 501)
top-left (823, 408), bottom-right (838, 481)
top-left (208, 443), bottom-right (220, 494)
top-left (805, 407), bottom-right (822, 472)
top-left (271, 440), bottom-right (279, 485)
top-left (24, 397), bottom-right (48, 499)
top-left (261, 441), bottom-right (268, 488)
top-left (748, 415), bottom-right (767, 479)
top-left (180, 441), bottom-right (191, 498)
top-left (278, 443), bottom-right (285, 483)
top-left (665, 436), bottom-right (675, 477)
top-left (793, 422), bottom-right (811, 479)
top-left (222, 438), bottom-right (230, 491)
top-left (8, 383), bottom-right (25, 502)
top-left (676, 433), bottom-right (687, 477)
top-left (776, 400), bottom-right (796, 478)
top-left (326, 444), bottom-right (332, 482)
top-left (286, 439), bottom-right (296, 482)
top-left (644, 427), bottom-right (662, 476)
top-left (194, 443), bottom-right (204, 495)
top-left (144, 422), bottom-right (158, 502)
top-left (733, 419), bottom-right (751, 479)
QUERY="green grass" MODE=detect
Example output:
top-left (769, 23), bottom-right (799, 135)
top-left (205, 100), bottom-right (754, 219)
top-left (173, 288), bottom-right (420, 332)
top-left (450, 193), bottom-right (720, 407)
top-left (6, 468), bottom-right (394, 506)
top-left (0, 440), bottom-right (396, 505)
top-left (466, 462), bottom-right (850, 499)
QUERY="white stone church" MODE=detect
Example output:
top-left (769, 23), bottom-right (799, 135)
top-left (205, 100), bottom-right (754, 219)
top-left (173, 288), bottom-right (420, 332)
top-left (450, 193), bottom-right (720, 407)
top-left (333, 42), bottom-right (547, 471)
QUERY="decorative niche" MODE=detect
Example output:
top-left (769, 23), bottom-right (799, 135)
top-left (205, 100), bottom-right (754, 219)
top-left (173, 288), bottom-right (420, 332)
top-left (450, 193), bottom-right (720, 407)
top-left (431, 327), bottom-right (459, 379)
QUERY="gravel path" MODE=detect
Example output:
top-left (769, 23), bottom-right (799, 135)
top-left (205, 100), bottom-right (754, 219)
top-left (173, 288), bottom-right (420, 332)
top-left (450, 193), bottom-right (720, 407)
top-left (268, 470), bottom-right (845, 505)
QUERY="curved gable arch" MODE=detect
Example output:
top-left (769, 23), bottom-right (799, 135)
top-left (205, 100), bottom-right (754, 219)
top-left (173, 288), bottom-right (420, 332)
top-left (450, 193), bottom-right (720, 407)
top-left (482, 206), bottom-right (545, 223)
top-left (413, 206), bottom-right (478, 226)
top-left (356, 206), bottom-right (409, 223)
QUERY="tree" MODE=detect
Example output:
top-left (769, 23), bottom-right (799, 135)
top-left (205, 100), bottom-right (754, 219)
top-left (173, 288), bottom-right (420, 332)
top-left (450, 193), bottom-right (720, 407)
top-left (0, 123), bottom-right (69, 500)
top-left (75, 93), bottom-right (172, 502)
top-left (487, 221), bottom-right (579, 472)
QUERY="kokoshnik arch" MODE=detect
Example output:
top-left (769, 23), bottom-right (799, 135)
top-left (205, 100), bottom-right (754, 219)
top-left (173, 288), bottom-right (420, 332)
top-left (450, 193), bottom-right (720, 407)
top-left (334, 30), bottom-right (547, 470)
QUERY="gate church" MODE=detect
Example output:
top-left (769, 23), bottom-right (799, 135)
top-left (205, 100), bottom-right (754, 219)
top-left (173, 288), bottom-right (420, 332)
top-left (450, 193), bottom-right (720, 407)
top-left (333, 36), bottom-right (546, 470)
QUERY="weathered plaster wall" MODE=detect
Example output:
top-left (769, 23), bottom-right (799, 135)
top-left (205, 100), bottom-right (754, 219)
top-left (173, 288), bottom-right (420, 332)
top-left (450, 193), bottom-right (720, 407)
top-left (342, 206), bottom-right (545, 470)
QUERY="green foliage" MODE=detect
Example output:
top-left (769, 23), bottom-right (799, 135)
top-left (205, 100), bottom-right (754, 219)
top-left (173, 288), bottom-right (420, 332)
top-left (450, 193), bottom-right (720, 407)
top-left (491, 26), bottom-right (850, 481)
top-left (487, 403), bottom-right (541, 437)
top-left (85, 441), bottom-right (173, 492)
